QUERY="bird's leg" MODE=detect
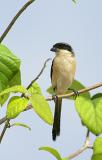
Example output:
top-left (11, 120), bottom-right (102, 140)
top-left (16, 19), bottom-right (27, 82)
top-left (68, 88), bottom-right (79, 99)
top-left (52, 95), bottom-right (58, 103)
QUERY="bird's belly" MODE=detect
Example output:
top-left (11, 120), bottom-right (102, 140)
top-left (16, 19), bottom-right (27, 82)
top-left (56, 62), bottom-right (75, 94)
top-left (56, 72), bottom-right (73, 94)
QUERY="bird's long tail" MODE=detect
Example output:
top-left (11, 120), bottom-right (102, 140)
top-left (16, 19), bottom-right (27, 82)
top-left (52, 97), bottom-right (62, 141)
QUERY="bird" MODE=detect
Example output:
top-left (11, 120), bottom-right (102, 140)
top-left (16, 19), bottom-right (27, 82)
top-left (50, 42), bottom-right (76, 140)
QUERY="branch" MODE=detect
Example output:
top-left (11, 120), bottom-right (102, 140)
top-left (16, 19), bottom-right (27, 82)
top-left (47, 82), bottom-right (102, 101)
top-left (0, 82), bottom-right (102, 126)
top-left (67, 129), bottom-right (92, 159)
top-left (21, 58), bottom-right (51, 98)
top-left (25, 81), bottom-right (102, 110)
top-left (26, 58), bottom-right (51, 90)
top-left (0, 120), bottom-right (10, 143)
top-left (24, 81), bottom-right (102, 112)
top-left (0, 0), bottom-right (35, 43)
top-left (0, 116), bottom-right (7, 125)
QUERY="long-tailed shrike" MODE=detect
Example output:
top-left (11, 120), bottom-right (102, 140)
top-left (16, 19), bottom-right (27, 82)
top-left (50, 42), bottom-right (76, 140)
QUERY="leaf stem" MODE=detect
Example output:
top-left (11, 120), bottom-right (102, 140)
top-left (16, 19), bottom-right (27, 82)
top-left (26, 58), bottom-right (51, 90)
top-left (67, 129), bottom-right (92, 159)
top-left (0, 0), bottom-right (35, 43)
top-left (21, 58), bottom-right (51, 98)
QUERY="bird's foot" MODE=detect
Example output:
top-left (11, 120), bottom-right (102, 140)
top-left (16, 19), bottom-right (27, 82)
top-left (52, 95), bottom-right (58, 102)
top-left (68, 88), bottom-right (79, 99)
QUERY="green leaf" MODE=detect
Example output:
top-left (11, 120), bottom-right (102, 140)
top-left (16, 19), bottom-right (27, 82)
top-left (62, 158), bottom-right (69, 160)
top-left (39, 147), bottom-right (62, 160)
top-left (91, 93), bottom-right (102, 100)
top-left (47, 86), bottom-right (55, 95)
top-left (6, 96), bottom-right (28, 119)
top-left (0, 85), bottom-right (28, 102)
top-left (30, 95), bottom-right (53, 125)
top-left (0, 93), bottom-right (9, 106)
top-left (92, 138), bottom-right (102, 160)
top-left (0, 44), bottom-right (21, 88)
top-left (28, 82), bottom-right (42, 95)
top-left (47, 80), bottom-right (90, 99)
top-left (75, 95), bottom-right (102, 135)
top-left (28, 82), bottom-right (53, 125)
top-left (10, 122), bottom-right (31, 130)
top-left (9, 71), bottom-right (21, 87)
top-left (0, 44), bottom-right (21, 105)
top-left (72, 0), bottom-right (76, 3)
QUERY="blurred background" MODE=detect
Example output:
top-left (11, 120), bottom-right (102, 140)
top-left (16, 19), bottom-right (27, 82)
top-left (0, 0), bottom-right (102, 159)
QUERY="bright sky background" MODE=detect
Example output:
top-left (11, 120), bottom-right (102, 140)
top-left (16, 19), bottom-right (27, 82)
top-left (0, 0), bottom-right (102, 160)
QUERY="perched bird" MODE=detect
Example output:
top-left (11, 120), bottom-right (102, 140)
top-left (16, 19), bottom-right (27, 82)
top-left (50, 42), bottom-right (76, 140)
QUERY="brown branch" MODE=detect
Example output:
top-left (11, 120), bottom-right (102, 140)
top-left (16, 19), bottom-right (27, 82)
top-left (0, 82), bottom-right (102, 126)
top-left (0, 0), bottom-right (35, 43)
top-left (21, 81), bottom-right (102, 112)
top-left (0, 116), bottom-right (7, 125)
top-left (67, 129), bottom-right (92, 159)
top-left (21, 58), bottom-right (51, 98)
top-left (26, 58), bottom-right (51, 90)
top-left (47, 82), bottom-right (102, 101)
top-left (0, 120), bottom-right (10, 143)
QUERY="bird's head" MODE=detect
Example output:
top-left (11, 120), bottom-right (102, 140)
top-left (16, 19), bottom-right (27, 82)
top-left (50, 42), bottom-right (74, 56)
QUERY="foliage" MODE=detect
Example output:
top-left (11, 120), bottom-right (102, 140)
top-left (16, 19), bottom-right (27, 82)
top-left (10, 122), bottom-right (31, 131)
top-left (92, 138), bottom-right (102, 160)
top-left (39, 146), bottom-right (69, 160)
top-left (6, 96), bottom-right (28, 119)
top-left (0, 85), bottom-right (28, 101)
top-left (39, 147), bottom-right (63, 160)
top-left (75, 94), bottom-right (102, 135)
top-left (30, 94), bottom-right (53, 125)
top-left (0, 44), bottom-right (21, 105)
top-left (72, 0), bottom-right (77, 3)
top-left (29, 82), bottom-right (53, 125)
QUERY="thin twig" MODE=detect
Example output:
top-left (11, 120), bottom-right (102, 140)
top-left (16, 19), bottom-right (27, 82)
top-left (21, 58), bottom-right (51, 97)
top-left (67, 129), bottom-right (92, 159)
top-left (26, 58), bottom-right (51, 90)
top-left (0, 0), bottom-right (35, 43)
top-left (0, 120), bottom-right (10, 143)
top-left (0, 116), bottom-right (7, 125)
top-left (68, 146), bottom-right (88, 160)
top-left (86, 129), bottom-right (90, 140)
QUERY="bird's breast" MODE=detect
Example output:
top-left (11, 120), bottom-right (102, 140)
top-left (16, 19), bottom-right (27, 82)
top-left (52, 54), bottom-right (76, 94)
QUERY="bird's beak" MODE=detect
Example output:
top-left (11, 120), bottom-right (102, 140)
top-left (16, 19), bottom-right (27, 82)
top-left (50, 47), bottom-right (57, 52)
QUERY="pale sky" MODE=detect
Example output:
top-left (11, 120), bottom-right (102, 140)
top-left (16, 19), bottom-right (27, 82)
top-left (0, 0), bottom-right (102, 160)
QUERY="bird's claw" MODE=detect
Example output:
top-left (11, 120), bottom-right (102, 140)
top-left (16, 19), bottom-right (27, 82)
top-left (52, 95), bottom-right (58, 102)
top-left (68, 88), bottom-right (79, 99)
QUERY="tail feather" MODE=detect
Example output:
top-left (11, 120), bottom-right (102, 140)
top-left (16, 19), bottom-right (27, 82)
top-left (52, 98), bottom-right (62, 141)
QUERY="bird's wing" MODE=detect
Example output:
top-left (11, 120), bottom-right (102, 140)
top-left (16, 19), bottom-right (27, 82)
top-left (50, 58), bottom-right (57, 90)
top-left (50, 59), bottom-right (54, 81)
